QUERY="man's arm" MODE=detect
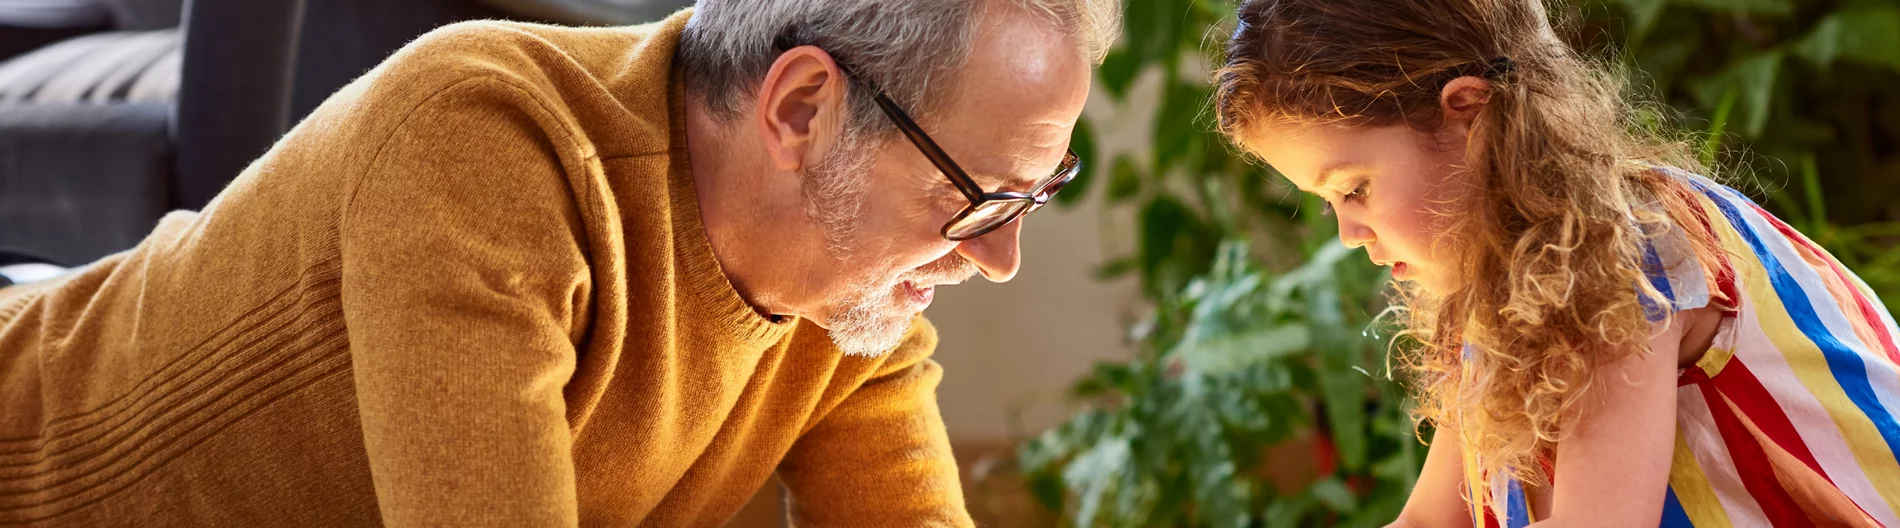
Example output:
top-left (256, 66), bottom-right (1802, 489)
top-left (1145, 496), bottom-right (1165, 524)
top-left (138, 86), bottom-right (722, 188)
top-left (340, 76), bottom-right (594, 527)
top-left (776, 319), bottom-right (974, 527)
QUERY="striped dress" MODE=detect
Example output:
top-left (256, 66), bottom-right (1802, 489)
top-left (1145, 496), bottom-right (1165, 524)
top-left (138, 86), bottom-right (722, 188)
top-left (1466, 169), bottom-right (1900, 527)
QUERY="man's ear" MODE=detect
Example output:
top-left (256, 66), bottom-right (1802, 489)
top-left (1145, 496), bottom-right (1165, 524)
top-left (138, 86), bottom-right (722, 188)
top-left (1438, 76), bottom-right (1492, 127)
top-left (754, 45), bottom-right (850, 173)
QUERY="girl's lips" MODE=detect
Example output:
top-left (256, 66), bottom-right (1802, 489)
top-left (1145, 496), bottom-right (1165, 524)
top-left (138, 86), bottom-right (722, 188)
top-left (1391, 261), bottom-right (1409, 278)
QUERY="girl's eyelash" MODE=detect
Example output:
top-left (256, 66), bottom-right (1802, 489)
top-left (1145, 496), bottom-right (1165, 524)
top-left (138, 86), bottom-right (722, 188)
top-left (1342, 181), bottom-right (1369, 202)
top-left (1320, 181), bottom-right (1368, 216)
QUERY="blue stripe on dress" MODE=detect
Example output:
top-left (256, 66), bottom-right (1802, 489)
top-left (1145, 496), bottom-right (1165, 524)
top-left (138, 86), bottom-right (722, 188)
top-left (1504, 477), bottom-right (1531, 528)
top-left (1692, 178), bottom-right (1900, 461)
top-left (1641, 239), bottom-right (1675, 322)
top-left (1661, 487), bottom-right (1694, 528)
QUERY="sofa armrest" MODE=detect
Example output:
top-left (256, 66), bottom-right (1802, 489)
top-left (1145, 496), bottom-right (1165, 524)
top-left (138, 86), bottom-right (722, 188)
top-left (0, 102), bottom-right (172, 263)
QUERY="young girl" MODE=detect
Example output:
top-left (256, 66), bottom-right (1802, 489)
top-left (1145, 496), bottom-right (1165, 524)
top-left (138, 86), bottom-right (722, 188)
top-left (1215, 0), bottom-right (1900, 526)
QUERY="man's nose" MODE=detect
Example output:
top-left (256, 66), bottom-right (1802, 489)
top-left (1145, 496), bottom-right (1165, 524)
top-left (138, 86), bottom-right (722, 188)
top-left (954, 220), bottom-right (1023, 282)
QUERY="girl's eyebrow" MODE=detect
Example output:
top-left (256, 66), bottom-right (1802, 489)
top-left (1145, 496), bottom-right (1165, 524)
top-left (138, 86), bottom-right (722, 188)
top-left (1292, 162), bottom-right (1364, 195)
top-left (1313, 162), bottom-right (1365, 189)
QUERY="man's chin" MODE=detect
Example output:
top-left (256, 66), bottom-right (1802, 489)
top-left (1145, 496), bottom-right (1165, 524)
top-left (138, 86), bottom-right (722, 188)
top-left (824, 306), bottom-right (919, 357)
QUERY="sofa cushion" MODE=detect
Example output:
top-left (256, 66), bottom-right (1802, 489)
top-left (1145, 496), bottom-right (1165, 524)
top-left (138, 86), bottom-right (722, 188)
top-left (0, 29), bottom-right (179, 104)
top-left (0, 0), bottom-right (111, 29)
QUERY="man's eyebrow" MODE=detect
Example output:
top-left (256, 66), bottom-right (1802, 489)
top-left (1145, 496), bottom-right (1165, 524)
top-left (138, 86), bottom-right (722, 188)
top-left (967, 162), bottom-right (1044, 192)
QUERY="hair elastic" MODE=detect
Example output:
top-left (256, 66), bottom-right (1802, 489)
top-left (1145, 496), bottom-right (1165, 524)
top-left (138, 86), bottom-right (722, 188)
top-left (1486, 56), bottom-right (1517, 78)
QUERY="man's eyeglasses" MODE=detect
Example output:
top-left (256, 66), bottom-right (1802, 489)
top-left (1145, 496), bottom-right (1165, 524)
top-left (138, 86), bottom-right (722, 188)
top-left (826, 55), bottom-right (1082, 241)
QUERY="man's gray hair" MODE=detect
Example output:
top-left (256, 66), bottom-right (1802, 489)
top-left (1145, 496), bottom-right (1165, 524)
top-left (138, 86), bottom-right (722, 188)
top-left (678, 0), bottom-right (1120, 139)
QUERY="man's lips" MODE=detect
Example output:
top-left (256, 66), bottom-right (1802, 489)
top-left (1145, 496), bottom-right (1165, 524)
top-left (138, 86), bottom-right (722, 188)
top-left (902, 281), bottom-right (936, 306)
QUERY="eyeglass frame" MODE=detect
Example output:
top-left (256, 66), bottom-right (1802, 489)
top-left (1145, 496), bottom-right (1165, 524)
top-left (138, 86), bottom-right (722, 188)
top-left (786, 45), bottom-right (1082, 241)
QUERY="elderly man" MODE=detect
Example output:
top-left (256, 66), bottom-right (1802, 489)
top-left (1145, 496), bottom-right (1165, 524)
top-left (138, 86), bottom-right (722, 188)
top-left (0, 0), bottom-right (1116, 525)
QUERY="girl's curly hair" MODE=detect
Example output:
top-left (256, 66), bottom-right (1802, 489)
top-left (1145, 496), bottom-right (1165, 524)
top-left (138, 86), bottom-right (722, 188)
top-left (1215, 0), bottom-right (1725, 485)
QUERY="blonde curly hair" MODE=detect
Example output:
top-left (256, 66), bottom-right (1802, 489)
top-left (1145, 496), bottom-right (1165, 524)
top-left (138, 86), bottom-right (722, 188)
top-left (1214, 0), bottom-right (1726, 485)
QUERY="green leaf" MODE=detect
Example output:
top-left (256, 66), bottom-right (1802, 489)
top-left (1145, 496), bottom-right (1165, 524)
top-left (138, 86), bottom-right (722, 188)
top-left (1094, 254), bottom-right (1140, 280)
top-left (1321, 369), bottom-right (1371, 471)
top-left (1063, 436), bottom-right (1133, 527)
top-left (1107, 154), bottom-right (1144, 203)
top-left (1098, 47), bottom-right (1144, 100)
top-left (1055, 117), bottom-right (1099, 207)
top-left (1700, 87), bottom-right (1736, 167)
top-left (1176, 324), bottom-right (1312, 375)
top-left (1025, 471), bottom-right (1067, 513)
top-left (1614, 0), bottom-right (1669, 46)
top-left (1310, 477), bottom-right (1360, 512)
top-left (1123, 0), bottom-right (1188, 66)
top-left (1690, 50), bottom-right (1781, 139)
top-left (1631, 26), bottom-right (1702, 90)
top-left (1139, 194), bottom-right (1209, 296)
top-left (1792, 6), bottom-right (1900, 71)
top-left (1262, 496), bottom-right (1313, 528)
top-left (1801, 155), bottom-right (1828, 228)
top-left (1669, 0), bottom-right (1792, 16)
top-left (1073, 361), bottom-right (1140, 398)
top-left (1154, 80), bottom-right (1211, 171)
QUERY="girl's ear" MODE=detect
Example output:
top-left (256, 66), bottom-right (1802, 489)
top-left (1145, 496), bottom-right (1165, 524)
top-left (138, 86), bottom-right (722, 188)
top-left (1439, 76), bottom-right (1493, 125)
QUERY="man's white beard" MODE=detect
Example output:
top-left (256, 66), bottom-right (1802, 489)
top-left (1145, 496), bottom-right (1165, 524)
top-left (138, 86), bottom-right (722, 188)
top-left (824, 257), bottom-right (978, 357)
top-left (798, 131), bottom-right (978, 356)
top-left (825, 278), bottom-right (914, 357)
top-left (800, 136), bottom-right (905, 356)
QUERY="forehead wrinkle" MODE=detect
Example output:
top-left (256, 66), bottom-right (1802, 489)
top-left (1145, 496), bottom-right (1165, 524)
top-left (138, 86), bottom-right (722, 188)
top-left (973, 145), bottom-right (1064, 190)
top-left (948, 131), bottom-right (1066, 191)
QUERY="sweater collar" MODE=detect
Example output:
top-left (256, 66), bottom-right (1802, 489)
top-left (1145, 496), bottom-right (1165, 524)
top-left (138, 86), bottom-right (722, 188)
top-left (663, 61), bottom-right (797, 346)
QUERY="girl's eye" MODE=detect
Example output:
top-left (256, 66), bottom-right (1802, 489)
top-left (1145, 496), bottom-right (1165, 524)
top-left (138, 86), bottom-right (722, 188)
top-left (1342, 181), bottom-right (1369, 203)
top-left (1320, 181), bottom-right (1368, 217)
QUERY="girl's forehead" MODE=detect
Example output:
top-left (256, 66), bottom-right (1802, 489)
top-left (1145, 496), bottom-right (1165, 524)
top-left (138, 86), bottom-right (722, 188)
top-left (1244, 122), bottom-right (1410, 183)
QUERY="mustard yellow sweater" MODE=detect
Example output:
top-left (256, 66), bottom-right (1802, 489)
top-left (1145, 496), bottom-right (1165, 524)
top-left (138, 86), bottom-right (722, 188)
top-left (0, 11), bottom-right (970, 527)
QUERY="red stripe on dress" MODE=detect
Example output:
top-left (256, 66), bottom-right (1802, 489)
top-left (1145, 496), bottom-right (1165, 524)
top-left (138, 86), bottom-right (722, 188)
top-left (1682, 365), bottom-right (1710, 387)
top-left (1699, 380), bottom-right (1810, 526)
top-left (1710, 359), bottom-right (1834, 483)
top-left (1668, 177), bottom-right (1741, 310)
top-left (1745, 200), bottom-right (1900, 366)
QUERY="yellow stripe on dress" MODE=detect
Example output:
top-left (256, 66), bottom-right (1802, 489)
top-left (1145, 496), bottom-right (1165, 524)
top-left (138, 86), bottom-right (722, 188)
top-left (1669, 422), bottom-right (1734, 527)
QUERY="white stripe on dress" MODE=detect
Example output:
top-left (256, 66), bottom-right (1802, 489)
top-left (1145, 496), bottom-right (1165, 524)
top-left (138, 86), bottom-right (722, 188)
top-left (1678, 385), bottom-right (1775, 528)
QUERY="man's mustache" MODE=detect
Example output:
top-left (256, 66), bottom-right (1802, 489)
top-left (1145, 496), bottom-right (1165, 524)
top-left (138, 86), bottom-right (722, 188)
top-left (906, 256), bottom-right (979, 287)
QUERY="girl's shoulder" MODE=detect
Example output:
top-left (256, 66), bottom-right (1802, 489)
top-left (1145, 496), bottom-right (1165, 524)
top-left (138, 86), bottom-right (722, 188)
top-left (1629, 164), bottom-right (1725, 320)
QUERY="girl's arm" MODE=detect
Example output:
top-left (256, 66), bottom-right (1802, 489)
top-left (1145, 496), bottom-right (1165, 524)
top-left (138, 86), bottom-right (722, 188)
top-left (1389, 423), bottom-right (1474, 528)
top-left (1532, 307), bottom-right (1702, 527)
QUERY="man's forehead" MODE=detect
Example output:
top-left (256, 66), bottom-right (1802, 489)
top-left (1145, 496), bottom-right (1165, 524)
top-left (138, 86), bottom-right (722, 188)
top-left (966, 152), bottom-right (1059, 190)
top-left (918, 108), bottom-right (1073, 187)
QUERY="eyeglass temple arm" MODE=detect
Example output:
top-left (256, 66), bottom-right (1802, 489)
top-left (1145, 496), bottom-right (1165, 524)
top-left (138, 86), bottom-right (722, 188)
top-left (810, 48), bottom-right (991, 204)
top-left (868, 93), bottom-right (988, 203)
